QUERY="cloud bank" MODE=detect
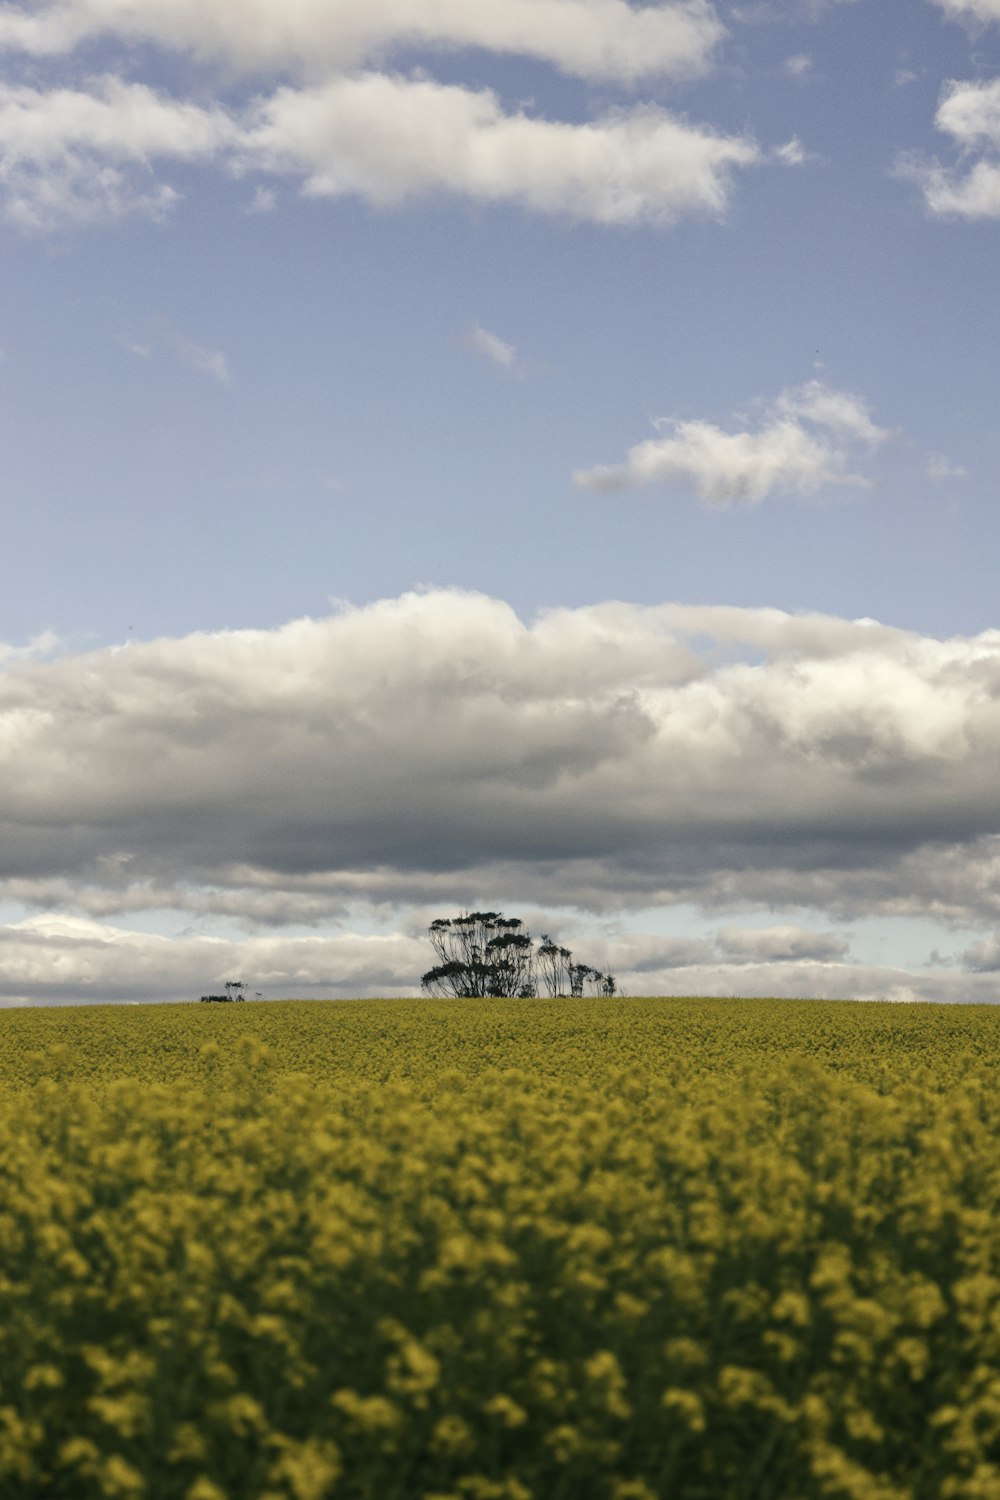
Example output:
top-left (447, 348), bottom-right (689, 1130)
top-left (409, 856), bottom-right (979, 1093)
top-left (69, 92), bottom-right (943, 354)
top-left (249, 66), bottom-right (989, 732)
top-left (3, 589), bottom-right (1000, 924)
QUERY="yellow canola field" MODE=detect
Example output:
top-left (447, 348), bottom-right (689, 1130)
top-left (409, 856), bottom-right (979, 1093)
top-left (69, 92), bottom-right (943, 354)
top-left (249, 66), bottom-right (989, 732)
top-left (2, 996), bottom-right (1000, 1500)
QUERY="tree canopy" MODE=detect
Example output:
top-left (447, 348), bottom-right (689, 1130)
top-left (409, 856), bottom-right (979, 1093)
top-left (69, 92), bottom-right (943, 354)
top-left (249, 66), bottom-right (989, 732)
top-left (420, 912), bottom-right (615, 999)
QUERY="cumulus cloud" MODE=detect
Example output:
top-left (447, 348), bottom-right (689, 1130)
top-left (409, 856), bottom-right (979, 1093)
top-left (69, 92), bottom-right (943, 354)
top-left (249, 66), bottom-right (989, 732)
top-left (0, 0), bottom-right (725, 84)
top-left (6, 590), bottom-right (1000, 950)
top-left (0, 73), bottom-right (760, 230)
top-left (574, 380), bottom-right (888, 502)
top-left (245, 76), bottom-right (760, 225)
top-left (903, 78), bottom-right (1000, 220)
top-left (936, 77), bottom-right (1000, 148)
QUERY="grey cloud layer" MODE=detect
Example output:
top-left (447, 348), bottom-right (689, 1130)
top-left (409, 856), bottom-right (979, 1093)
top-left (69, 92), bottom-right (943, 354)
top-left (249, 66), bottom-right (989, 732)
top-left (5, 590), bottom-right (1000, 927)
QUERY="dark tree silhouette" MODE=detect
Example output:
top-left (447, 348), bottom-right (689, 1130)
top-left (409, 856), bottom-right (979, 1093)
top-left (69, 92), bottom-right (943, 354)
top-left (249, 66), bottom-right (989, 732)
top-left (421, 913), bottom-right (614, 999)
top-left (537, 935), bottom-right (573, 998)
top-left (200, 980), bottom-right (248, 1003)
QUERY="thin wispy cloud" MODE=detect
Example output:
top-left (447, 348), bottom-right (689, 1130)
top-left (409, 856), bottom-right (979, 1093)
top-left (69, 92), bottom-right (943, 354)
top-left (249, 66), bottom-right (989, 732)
top-left (927, 453), bottom-right (967, 481)
top-left (466, 324), bottom-right (517, 370)
top-left (246, 185), bottom-right (276, 213)
top-left (772, 137), bottom-right (809, 165)
top-left (168, 332), bottom-right (231, 384)
top-left (117, 320), bottom-right (231, 383)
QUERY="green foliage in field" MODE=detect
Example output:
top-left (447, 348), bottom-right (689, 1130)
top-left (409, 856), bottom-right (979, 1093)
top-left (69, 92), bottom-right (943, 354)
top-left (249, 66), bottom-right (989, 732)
top-left (2, 997), bottom-right (1000, 1498)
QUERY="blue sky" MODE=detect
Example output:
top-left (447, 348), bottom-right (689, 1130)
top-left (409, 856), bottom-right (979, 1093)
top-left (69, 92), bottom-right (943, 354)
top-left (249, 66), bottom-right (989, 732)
top-left (3, 0), bottom-right (1000, 1003)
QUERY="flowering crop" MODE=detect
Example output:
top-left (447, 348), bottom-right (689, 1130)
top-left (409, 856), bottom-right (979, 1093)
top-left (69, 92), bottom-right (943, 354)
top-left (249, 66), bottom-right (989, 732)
top-left (2, 996), bottom-right (1000, 1497)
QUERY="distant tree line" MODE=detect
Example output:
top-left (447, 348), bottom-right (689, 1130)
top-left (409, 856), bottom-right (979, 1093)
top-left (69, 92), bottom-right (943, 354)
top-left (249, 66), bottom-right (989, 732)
top-left (421, 912), bottom-right (616, 999)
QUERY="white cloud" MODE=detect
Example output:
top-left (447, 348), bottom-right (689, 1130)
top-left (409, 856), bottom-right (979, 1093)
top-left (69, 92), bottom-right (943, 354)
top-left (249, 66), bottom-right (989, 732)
top-left (905, 78), bottom-right (1000, 220)
top-left (246, 75), bottom-right (760, 225)
top-left (0, 73), bottom-right (761, 230)
top-left (784, 54), bottom-right (812, 78)
top-left (773, 380), bottom-right (886, 441)
top-left (0, 0), bottom-right (725, 84)
top-left (574, 380), bottom-right (888, 503)
top-left (0, 76), bottom-right (234, 228)
top-left (466, 324), bottom-right (517, 369)
top-left (919, 160), bottom-right (1000, 218)
top-left (936, 77), bottom-right (1000, 149)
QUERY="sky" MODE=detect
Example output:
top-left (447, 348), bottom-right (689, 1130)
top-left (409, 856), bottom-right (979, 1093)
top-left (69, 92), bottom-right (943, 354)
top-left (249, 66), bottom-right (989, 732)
top-left (3, 0), bottom-right (1000, 1005)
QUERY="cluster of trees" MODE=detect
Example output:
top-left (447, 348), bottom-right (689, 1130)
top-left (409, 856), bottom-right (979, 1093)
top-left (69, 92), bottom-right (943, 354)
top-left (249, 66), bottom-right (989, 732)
top-left (421, 912), bottom-right (616, 999)
top-left (200, 981), bottom-right (261, 1003)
